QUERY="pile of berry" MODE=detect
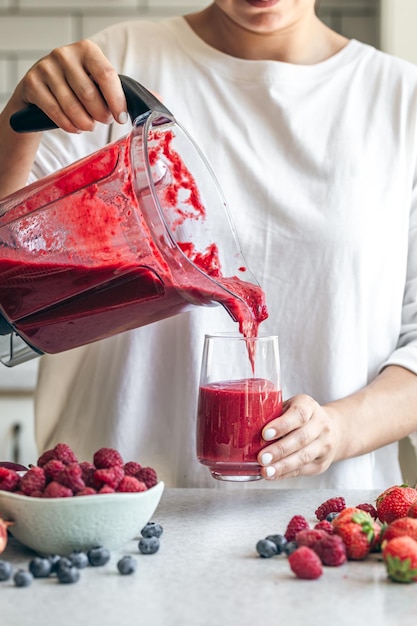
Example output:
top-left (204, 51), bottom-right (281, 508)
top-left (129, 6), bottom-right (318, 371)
top-left (0, 521), bottom-right (163, 587)
top-left (0, 443), bottom-right (158, 497)
top-left (256, 485), bottom-right (417, 583)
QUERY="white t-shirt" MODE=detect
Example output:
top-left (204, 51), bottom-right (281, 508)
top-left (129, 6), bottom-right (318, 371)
top-left (32, 17), bottom-right (417, 489)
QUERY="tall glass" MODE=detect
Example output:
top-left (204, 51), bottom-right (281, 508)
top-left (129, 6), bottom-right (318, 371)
top-left (196, 333), bottom-right (282, 481)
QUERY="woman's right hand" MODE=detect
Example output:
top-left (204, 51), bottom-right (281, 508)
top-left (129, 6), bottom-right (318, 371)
top-left (13, 39), bottom-right (127, 133)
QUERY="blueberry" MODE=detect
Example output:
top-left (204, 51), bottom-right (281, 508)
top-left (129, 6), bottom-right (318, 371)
top-left (117, 555), bottom-right (137, 575)
top-left (48, 554), bottom-right (61, 573)
top-left (0, 560), bottom-right (13, 581)
top-left (138, 536), bottom-right (160, 555)
top-left (68, 551), bottom-right (89, 569)
top-left (29, 556), bottom-right (52, 578)
top-left (57, 565), bottom-right (80, 584)
top-left (283, 540), bottom-right (298, 556)
top-left (13, 569), bottom-right (33, 587)
top-left (326, 512), bottom-right (339, 522)
top-left (256, 539), bottom-right (278, 558)
top-left (141, 522), bottom-right (164, 539)
top-left (265, 534), bottom-right (288, 555)
top-left (87, 546), bottom-right (111, 567)
top-left (55, 557), bottom-right (73, 574)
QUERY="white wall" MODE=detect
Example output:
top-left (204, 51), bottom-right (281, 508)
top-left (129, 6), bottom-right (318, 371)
top-left (381, 0), bottom-right (417, 63)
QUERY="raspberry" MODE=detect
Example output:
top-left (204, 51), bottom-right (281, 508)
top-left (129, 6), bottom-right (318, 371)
top-left (93, 447), bottom-right (124, 469)
top-left (356, 502), bottom-right (378, 519)
top-left (123, 461), bottom-right (142, 477)
top-left (93, 466), bottom-right (124, 490)
top-left (53, 443), bottom-right (78, 465)
top-left (43, 459), bottom-right (65, 482)
top-left (314, 520), bottom-right (334, 534)
top-left (75, 487), bottom-right (97, 496)
top-left (79, 461), bottom-right (95, 487)
top-left (314, 534), bottom-right (347, 566)
top-left (43, 481), bottom-right (73, 498)
top-left (315, 496), bottom-right (346, 521)
top-left (284, 515), bottom-right (310, 542)
top-left (288, 546), bottom-right (323, 579)
top-left (136, 467), bottom-right (158, 489)
top-left (117, 476), bottom-right (147, 493)
top-left (295, 529), bottom-right (327, 549)
top-left (98, 485), bottom-right (116, 494)
top-left (37, 448), bottom-right (56, 467)
top-left (58, 462), bottom-right (85, 493)
top-left (20, 466), bottom-right (46, 496)
top-left (0, 467), bottom-right (20, 492)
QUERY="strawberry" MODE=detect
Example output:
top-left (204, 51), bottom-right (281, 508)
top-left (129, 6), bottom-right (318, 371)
top-left (382, 536), bottom-right (417, 583)
top-left (331, 507), bottom-right (364, 530)
top-left (382, 517), bottom-right (417, 543)
top-left (288, 546), bottom-right (323, 579)
top-left (376, 485), bottom-right (417, 524)
top-left (408, 500), bottom-right (417, 518)
top-left (333, 511), bottom-right (381, 560)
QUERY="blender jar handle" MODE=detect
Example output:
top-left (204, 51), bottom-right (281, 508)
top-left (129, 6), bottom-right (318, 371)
top-left (9, 75), bottom-right (172, 132)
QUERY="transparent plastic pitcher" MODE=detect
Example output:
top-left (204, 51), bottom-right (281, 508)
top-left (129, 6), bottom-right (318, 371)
top-left (0, 76), bottom-right (267, 366)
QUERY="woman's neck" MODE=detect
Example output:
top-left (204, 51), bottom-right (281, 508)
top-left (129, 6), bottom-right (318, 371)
top-left (185, 4), bottom-right (349, 64)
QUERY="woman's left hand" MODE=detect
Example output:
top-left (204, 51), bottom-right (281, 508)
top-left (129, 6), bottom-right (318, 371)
top-left (257, 394), bottom-right (341, 480)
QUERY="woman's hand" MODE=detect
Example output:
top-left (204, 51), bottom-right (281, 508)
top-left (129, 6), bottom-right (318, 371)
top-left (257, 394), bottom-right (341, 480)
top-left (13, 39), bottom-right (127, 133)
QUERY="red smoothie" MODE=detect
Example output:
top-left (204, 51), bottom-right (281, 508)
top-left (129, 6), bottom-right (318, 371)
top-left (0, 127), bottom-right (267, 353)
top-left (196, 378), bottom-right (282, 480)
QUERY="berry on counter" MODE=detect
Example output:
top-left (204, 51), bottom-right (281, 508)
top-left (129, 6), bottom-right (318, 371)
top-left (283, 541), bottom-right (298, 556)
top-left (117, 555), bottom-right (138, 575)
top-left (288, 546), bottom-right (323, 580)
top-left (256, 539), bottom-right (278, 558)
top-left (68, 551), bottom-right (89, 569)
top-left (141, 522), bottom-right (164, 539)
top-left (0, 559), bottom-right (13, 581)
top-left (265, 534), bottom-right (287, 554)
top-left (382, 517), bottom-right (417, 543)
top-left (29, 556), bottom-right (52, 578)
top-left (315, 496), bottom-right (346, 521)
top-left (138, 536), bottom-right (160, 555)
top-left (87, 546), bottom-right (111, 567)
top-left (376, 485), bottom-right (417, 524)
top-left (408, 500), bottom-right (417, 518)
top-left (13, 569), bottom-right (33, 587)
top-left (295, 529), bottom-right (327, 549)
top-left (313, 520), bottom-right (334, 534)
top-left (355, 502), bottom-right (378, 519)
top-left (326, 512), bottom-right (339, 522)
top-left (284, 515), bottom-right (309, 542)
top-left (314, 534), bottom-right (347, 567)
top-left (57, 564), bottom-right (80, 584)
top-left (383, 536), bottom-right (417, 583)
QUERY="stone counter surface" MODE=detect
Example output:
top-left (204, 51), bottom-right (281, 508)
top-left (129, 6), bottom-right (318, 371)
top-left (2, 488), bottom-right (417, 625)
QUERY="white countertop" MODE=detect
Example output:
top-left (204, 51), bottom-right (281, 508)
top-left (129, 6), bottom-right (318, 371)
top-left (2, 488), bottom-right (417, 626)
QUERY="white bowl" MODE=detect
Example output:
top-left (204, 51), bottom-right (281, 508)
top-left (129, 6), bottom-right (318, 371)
top-left (0, 481), bottom-right (164, 556)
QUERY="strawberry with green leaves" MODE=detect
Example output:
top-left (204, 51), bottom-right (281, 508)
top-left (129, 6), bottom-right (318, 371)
top-left (383, 536), bottom-right (417, 583)
top-left (333, 510), bottom-right (382, 560)
top-left (376, 485), bottom-right (417, 524)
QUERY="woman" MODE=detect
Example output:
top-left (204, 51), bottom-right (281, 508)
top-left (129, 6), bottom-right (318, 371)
top-left (1, 0), bottom-right (417, 488)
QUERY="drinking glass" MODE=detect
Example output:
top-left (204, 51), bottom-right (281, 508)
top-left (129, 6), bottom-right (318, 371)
top-left (196, 333), bottom-right (282, 481)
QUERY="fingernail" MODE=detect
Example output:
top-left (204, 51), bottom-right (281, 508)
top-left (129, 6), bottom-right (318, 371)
top-left (118, 111), bottom-right (128, 124)
top-left (265, 466), bottom-right (276, 478)
top-left (263, 428), bottom-right (277, 441)
top-left (261, 452), bottom-right (273, 466)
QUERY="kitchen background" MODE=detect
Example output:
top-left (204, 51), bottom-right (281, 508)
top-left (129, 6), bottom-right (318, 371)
top-left (0, 0), bottom-right (416, 482)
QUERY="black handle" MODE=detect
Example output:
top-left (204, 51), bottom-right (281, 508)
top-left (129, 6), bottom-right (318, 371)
top-left (10, 75), bottom-right (172, 133)
top-left (0, 311), bottom-right (13, 336)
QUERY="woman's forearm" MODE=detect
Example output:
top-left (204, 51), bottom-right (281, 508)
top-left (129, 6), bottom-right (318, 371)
top-left (327, 364), bottom-right (417, 461)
